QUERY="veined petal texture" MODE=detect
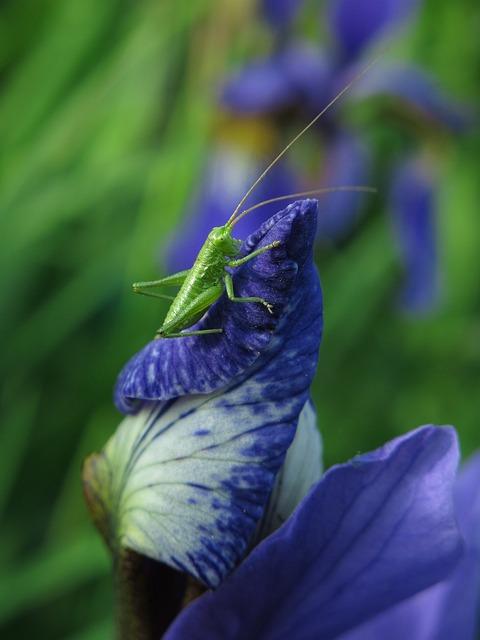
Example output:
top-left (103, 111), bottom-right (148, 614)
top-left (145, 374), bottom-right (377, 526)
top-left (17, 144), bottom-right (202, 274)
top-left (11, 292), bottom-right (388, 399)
top-left (256, 399), bottom-right (322, 540)
top-left (86, 200), bottom-right (323, 588)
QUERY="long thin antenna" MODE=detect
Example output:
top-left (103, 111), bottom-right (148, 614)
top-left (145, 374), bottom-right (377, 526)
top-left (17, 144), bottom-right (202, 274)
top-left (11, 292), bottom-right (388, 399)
top-left (230, 186), bottom-right (376, 227)
top-left (226, 56), bottom-right (380, 227)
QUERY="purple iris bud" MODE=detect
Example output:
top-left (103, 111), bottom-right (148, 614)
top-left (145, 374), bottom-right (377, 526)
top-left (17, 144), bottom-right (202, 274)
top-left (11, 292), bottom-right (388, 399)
top-left (86, 201), bottom-right (324, 588)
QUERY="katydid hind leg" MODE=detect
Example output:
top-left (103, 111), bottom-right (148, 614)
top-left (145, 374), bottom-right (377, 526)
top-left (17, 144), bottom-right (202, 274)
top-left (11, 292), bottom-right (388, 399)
top-left (156, 328), bottom-right (223, 339)
top-left (133, 290), bottom-right (176, 301)
top-left (224, 272), bottom-right (274, 314)
top-left (132, 269), bottom-right (191, 294)
top-left (156, 283), bottom-right (224, 338)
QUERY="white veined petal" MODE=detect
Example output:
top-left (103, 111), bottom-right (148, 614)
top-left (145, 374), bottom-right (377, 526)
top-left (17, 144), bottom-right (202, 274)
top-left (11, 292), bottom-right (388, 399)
top-left (85, 373), bottom-right (303, 588)
top-left (256, 400), bottom-right (323, 540)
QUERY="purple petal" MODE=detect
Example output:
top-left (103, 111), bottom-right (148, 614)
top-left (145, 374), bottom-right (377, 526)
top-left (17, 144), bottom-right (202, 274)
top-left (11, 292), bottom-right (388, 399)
top-left (261, 0), bottom-right (305, 29)
top-left (165, 425), bottom-right (462, 640)
top-left (166, 146), bottom-right (298, 272)
top-left (352, 64), bottom-right (473, 132)
top-left (327, 0), bottom-right (420, 62)
top-left (278, 44), bottom-right (334, 114)
top-left (222, 45), bottom-right (332, 116)
top-left (316, 131), bottom-right (372, 239)
top-left (339, 453), bottom-right (480, 640)
top-left (222, 56), bottom-right (295, 115)
top-left (115, 199), bottom-right (321, 413)
top-left (389, 155), bottom-right (438, 313)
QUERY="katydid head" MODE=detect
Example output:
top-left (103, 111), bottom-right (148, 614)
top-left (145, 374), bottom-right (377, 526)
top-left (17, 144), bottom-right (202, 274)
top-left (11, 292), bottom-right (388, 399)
top-left (209, 225), bottom-right (242, 256)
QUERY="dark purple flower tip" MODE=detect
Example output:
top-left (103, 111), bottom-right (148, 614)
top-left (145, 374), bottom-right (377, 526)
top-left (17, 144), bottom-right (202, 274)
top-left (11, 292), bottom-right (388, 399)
top-left (166, 147), bottom-right (299, 272)
top-left (221, 45), bottom-right (332, 116)
top-left (339, 453), bottom-right (480, 640)
top-left (316, 131), bottom-right (372, 239)
top-left (115, 199), bottom-right (321, 414)
top-left (261, 0), bottom-right (306, 30)
top-left (164, 425), bottom-right (462, 640)
top-left (351, 63), bottom-right (474, 133)
top-left (327, 0), bottom-right (421, 62)
top-left (389, 154), bottom-right (438, 313)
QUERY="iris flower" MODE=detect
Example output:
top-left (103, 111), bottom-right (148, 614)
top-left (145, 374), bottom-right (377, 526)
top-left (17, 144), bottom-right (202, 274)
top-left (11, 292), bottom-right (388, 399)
top-left (168, 0), bottom-right (471, 312)
top-left (84, 201), bottom-right (464, 638)
top-left (339, 452), bottom-right (480, 640)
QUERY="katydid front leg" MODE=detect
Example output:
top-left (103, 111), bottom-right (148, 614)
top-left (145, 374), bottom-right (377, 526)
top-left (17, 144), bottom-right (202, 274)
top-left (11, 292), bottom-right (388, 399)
top-left (224, 272), bottom-right (274, 314)
top-left (226, 241), bottom-right (280, 268)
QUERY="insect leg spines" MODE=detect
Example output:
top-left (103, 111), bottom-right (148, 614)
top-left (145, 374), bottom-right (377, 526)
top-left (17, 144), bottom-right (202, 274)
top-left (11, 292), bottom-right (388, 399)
top-left (224, 272), bottom-right (274, 314)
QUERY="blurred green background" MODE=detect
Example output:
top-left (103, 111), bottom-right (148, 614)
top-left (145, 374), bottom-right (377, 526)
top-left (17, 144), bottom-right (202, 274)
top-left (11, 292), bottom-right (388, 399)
top-left (0, 0), bottom-right (478, 637)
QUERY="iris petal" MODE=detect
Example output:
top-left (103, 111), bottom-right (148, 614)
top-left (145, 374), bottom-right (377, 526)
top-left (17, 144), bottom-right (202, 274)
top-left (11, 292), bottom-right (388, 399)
top-left (327, 0), bottom-right (420, 62)
top-left (222, 56), bottom-right (295, 115)
top-left (256, 399), bottom-right (322, 540)
top-left (352, 64), bottom-right (473, 132)
top-left (389, 155), bottom-right (438, 312)
top-left (115, 199), bottom-right (321, 414)
top-left (221, 45), bottom-right (332, 116)
top-left (164, 426), bottom-right (462, 639)
top-left (317, 131), bottom-right (372, 240)
top-left (261, 0), bottom-right (306, 29)
top-left (340, 453), bottom-right (480, 640)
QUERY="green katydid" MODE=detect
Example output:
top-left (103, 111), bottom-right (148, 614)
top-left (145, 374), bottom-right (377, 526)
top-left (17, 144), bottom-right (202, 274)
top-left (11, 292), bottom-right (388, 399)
top-left (133, 61), bottom-right (378, 339)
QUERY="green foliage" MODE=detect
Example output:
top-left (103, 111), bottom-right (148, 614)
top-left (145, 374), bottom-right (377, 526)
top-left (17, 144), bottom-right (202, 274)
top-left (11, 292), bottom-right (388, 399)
top-left (0, 0), bottom-right (478, 637)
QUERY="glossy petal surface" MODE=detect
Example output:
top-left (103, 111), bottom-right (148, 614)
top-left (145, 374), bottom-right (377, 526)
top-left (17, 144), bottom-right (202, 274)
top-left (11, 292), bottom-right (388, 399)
top-left (116, 199), bottom-right (321, 414)
top-left (352, 64), bottom-right (473, 132)
top-left (390, 155), bottom-right (438, 312)
top-left (327, 0), bottom-right (420, 61)
top-left (165, 426), bottom-right (462, 640)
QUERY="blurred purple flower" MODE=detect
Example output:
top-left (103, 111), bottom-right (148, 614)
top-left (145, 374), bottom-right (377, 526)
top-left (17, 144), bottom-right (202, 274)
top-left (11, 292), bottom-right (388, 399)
top-left (260, 0), bottom-right (306, 30)
top-left (165, 425), bottom-right (463, 640)
top-left (170, 0), bottom-right (471, 313)
top-left (390, 154), bottom-right (438, 312)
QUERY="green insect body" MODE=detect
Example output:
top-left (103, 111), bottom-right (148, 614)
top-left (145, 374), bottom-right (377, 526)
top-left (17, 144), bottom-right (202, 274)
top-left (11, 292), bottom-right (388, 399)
top-left (133, 60), bottom-right (378, 339)
top-left (132, 224), bottom-right (280, 339)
